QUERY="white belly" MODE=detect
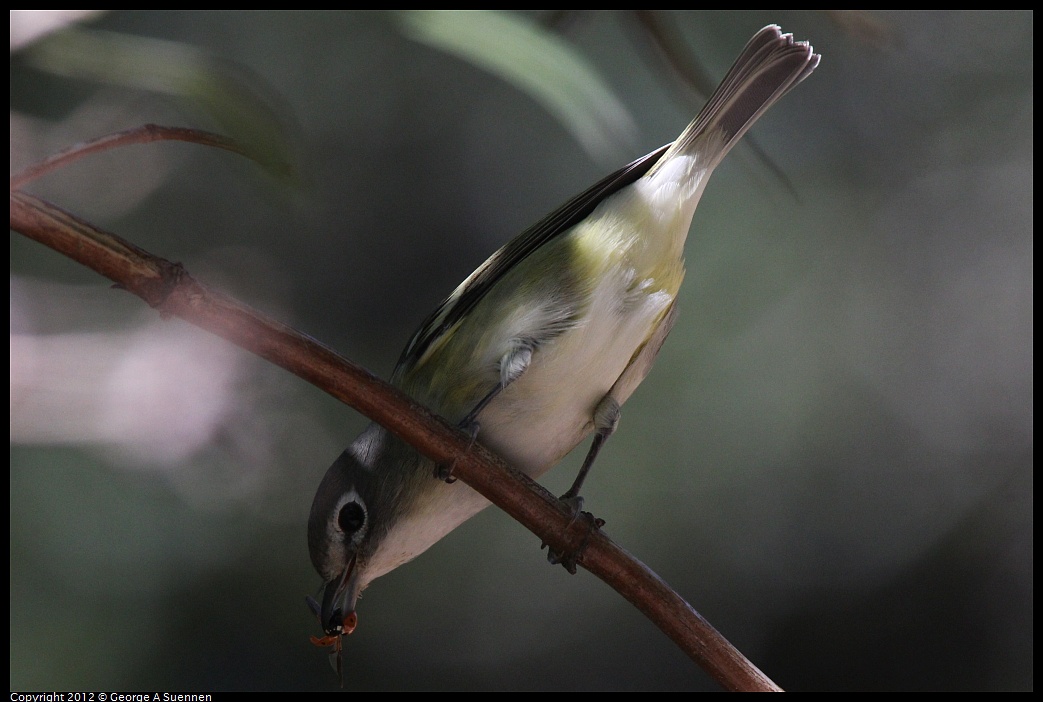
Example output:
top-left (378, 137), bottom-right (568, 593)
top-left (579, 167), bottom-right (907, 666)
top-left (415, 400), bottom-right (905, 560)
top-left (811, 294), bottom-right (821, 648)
top-left (476, 265), bottom-right (675, 477)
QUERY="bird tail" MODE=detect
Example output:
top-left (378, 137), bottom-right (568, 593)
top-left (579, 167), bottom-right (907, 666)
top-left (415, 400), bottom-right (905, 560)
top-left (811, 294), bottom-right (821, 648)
top-left (648, 25), bottom-right (820, 176)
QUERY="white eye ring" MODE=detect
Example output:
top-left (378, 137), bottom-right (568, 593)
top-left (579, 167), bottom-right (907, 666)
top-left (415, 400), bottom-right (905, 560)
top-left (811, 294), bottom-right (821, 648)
top-left (338, 500), bottom-right (366, 533)
top-left (332, 490), bottom-right (367, 544)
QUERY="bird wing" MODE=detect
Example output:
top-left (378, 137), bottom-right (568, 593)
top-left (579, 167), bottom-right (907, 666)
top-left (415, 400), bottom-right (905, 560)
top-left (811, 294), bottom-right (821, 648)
top-left (395, 144), bottom-right (670, 372)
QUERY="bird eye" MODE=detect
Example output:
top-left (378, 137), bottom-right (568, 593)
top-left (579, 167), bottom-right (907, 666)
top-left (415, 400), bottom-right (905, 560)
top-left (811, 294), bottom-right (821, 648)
top-left (337, 500), bottom-right (366, 535)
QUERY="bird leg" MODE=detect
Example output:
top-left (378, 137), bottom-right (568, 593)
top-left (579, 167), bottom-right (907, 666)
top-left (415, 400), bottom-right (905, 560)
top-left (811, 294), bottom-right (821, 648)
top-left (434, 344), bottom-right (533, 482)
top-left (543, 395), bottom-right (618, 569)
top-left (562, 396), bottom-right (620, 511)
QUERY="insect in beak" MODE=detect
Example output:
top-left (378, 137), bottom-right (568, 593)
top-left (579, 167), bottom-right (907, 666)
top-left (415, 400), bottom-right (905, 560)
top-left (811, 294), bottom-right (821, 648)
top-left (306, 595), bottom-right (358, 686)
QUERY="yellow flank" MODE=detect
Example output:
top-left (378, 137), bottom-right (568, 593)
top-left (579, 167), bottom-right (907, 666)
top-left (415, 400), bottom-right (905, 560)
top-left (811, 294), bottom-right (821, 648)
top-left (571, 165), bottom-right (693, 300)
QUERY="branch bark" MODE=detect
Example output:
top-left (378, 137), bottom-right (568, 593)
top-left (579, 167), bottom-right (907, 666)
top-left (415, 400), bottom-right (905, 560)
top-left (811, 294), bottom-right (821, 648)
top-left (10, 169), bottom-right (781, 692)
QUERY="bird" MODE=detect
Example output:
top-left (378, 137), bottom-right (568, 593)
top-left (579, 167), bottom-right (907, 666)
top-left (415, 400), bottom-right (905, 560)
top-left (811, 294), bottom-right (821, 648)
top-left (307, 23), bottom-right (819, 668)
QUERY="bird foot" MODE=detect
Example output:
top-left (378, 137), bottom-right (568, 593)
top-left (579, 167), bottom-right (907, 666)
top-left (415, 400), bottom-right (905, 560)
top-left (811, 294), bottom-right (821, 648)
top-left (434, 418), bottom-right (481, 483)
top-left (433, 462), bottom-right (457, 484)
top-left (542, 500), bottom-right (605, 574)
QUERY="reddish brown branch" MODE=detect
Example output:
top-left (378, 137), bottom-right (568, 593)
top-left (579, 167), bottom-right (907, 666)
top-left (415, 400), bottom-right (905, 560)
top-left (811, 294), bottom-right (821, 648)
top-left (10, 158), bottom-right (780, 691)
top-left (11, 189), bottom-right (781, 691)
top-left (9, 124), bottom-right (279, 189)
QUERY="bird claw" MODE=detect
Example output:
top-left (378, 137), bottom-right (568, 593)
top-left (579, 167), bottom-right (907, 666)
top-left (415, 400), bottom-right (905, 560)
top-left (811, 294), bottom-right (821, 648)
top-left (542, 503), bottom-right (605, 574)
top-left (433, 462), bottom-right (458, 483)
top-left (544, 543), bottom-right (581, 575)
top-left (434, 417), bottom-right (481, 483)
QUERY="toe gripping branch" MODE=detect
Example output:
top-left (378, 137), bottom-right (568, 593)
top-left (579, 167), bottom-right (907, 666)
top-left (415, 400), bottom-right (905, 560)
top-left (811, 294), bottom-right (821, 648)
top-left (543, 508), bottom-right (606, 575)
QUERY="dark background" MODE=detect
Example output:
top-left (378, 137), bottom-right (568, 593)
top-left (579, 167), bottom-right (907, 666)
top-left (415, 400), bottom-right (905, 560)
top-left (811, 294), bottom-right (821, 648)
top-left (10, 11), bottom-right (1032, 691)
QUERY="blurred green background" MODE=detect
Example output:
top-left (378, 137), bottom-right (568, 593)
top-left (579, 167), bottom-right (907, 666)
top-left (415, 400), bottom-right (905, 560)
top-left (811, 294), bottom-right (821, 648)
top-left (10, 10), bottom-right (1032, 691)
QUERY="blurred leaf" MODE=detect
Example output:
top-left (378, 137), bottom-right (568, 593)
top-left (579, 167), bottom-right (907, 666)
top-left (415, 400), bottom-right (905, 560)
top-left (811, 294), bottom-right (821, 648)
top-left (22, 26), bottom-right (297, 181)
top-left (395, 10), bottom-right (637, 164)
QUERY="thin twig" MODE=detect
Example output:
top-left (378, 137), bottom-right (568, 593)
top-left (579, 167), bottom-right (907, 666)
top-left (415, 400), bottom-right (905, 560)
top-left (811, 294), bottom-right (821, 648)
top-left (10, 124), bottom-right (281, 189)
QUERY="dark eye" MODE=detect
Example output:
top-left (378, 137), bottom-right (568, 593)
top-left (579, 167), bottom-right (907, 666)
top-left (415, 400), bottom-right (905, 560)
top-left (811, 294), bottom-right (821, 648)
top-left (337, 501), bottom-right (366, 535)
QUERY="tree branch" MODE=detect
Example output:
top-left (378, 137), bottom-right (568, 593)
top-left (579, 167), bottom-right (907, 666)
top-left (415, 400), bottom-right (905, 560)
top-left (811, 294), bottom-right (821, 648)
top-left (10, 124), bottom-right (287, 189)
top-left (9, 139), bottom-right (781, 691)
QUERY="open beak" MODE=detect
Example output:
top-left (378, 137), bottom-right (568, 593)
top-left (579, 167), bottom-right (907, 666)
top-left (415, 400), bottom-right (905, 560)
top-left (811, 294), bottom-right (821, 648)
top-left (306, 555), bottom-right (362, 684)
top-left (308, 553), bottom-right (361, 637)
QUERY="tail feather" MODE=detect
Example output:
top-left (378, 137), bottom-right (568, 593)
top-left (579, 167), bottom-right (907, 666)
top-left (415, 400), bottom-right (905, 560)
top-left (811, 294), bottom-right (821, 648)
top-left (651, 25), bottom-right (820, 173)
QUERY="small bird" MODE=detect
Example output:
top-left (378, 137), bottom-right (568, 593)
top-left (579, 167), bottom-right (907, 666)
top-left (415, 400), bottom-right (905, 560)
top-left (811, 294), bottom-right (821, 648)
top-left (307, 24), bottom-right (819, 664)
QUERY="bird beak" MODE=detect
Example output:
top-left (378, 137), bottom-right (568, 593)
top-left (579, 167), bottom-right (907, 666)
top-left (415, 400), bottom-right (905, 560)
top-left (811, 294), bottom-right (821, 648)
top-left (314, 553), bottom-right (361, 636)
top-left (306, 555), bottom-right (361, 686)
